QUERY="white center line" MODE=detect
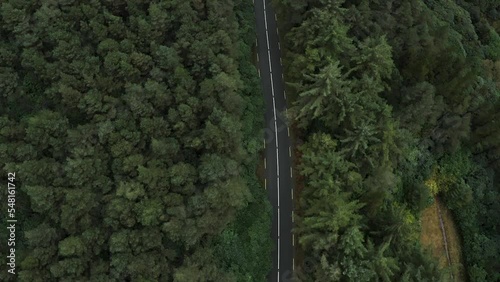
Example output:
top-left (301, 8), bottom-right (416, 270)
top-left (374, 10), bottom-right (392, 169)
top-left (278, 238), bottom-right (280, 267)
top-left (277, 176), bottom-right (280, 207)
top-left (275, 147), bottom-right (279, 169)
top-left (278, 208), bottom-right (280, 237)
top-left (268, 50), bottom-right (272, 72)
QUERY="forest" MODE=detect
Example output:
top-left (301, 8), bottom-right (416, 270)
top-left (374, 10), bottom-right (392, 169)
top-left (273, 0), bottom-right (500, 281)
top-left (0, 0), bottom-right (271, 281)
top-left (1, 0), bottom-right (500, 281)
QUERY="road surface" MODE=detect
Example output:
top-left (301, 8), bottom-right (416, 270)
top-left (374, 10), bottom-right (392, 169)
top-left (254, 1), bottom-right (294, 281)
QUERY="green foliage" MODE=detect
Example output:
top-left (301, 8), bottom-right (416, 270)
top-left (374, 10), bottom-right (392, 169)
top-left (440, 154), bottom-right (500, 281)
top-left (0, 0), bottom-right (270, 281)
top-left (276, 0), bottom-right (500, 280)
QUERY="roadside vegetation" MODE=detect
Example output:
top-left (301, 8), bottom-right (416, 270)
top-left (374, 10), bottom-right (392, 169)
top-left (0, 1), bottom-right (271, 281)
top-left (274, 0), bottom-right (500, 281)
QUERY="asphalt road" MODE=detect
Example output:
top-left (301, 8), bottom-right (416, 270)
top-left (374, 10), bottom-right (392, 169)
top-left (254, 1), bottom-right (294, 281)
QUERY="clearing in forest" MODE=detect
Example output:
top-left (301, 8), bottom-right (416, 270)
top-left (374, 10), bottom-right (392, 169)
top-left (420, 197), bottom-right (466, 281)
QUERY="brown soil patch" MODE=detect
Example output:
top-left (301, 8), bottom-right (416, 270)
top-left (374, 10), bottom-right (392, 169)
top-left (420, 197), bottom-right (466, 281)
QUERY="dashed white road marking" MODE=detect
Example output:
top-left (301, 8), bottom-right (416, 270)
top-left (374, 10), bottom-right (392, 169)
top-left (289, 147), bottom-right (291, 157)
top-left (292, 211), bottom-right (294, 223)
top-left (278, 208), bottom-right (280, 237)
top-left (268, 50), bottom-right (272, 72)
top-left (278, 208), bottom-right (280, 240)
top-left (266, 30), bottom-right (270, 49)
top-left (293, 258), bottom-right (295, 271)
top-left (278, 208), bottom-right (280, 239)
top-left (265, 178), bottom-right (267, 190)
top-left (262, 0), bottom-right (292, 276)
top-left (278, 238), bottom-right (280, 267)
top-left (287, 127), bottom-right (290, 137)
top-left (290, 167), bottom-right (293, 178)
top-left (292, 234), bottom-right (295, 246)
top-left (291, 189), bottom-right (293, 200)
top-left (264, 158), bottom-right (266, 169)
top-left (263, 8), bottom-right (268, 30)
top-left (277, 175), bottom-right (280, 207)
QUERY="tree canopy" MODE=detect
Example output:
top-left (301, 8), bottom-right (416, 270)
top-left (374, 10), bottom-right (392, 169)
top-left (0, 0), bottom-right (271, 281)
top-left (276, 0), bottom-right (500, 281)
